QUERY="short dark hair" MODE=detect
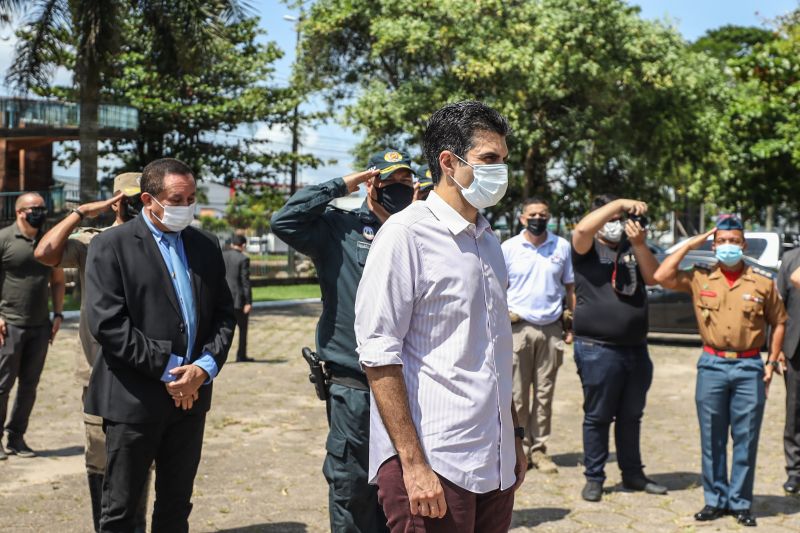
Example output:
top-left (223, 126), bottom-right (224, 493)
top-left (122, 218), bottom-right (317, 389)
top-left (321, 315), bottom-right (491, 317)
top-left (590, 193), bottom-right (618, 212)
top-left (521, 196), bottom-right (549, 211)
top-left (141, 158), bottom-right (194, 197)
top-left (423, 100), bottom-right (511, 185)
top-left (231, 234), bottom-right (247, 247)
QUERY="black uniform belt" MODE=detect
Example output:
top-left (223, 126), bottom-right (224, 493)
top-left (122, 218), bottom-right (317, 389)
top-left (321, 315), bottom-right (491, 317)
top-left (329, 373), bottom-right (369, 391)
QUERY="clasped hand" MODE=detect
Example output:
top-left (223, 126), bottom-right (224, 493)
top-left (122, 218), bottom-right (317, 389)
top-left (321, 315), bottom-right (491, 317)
top-left (165, 364), bottom-right (208, 410)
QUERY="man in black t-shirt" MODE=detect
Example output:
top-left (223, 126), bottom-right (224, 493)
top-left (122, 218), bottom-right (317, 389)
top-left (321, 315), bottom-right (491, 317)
top-left (571, 193), bottom-right (666, 502)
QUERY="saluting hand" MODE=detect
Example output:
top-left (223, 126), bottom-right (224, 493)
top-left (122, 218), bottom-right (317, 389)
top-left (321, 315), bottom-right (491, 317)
top-left (685, 228), bottom-right (717, 251)
top-left (75, 192), bottom-right (125, 219)
top-left (342, 168), bottom-right (381, 194)
top-left (412, 182), bottom-right (422, 202)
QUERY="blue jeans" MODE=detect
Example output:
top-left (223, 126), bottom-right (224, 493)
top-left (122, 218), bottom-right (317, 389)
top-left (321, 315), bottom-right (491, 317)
top-left (696, 353), bottom-right (765, 510)
top-left (574, 338), bottom-right (653, 483)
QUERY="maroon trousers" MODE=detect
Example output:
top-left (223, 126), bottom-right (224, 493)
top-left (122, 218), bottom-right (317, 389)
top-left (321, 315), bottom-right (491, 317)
top-left (376, 456), bottom-right (515, 533)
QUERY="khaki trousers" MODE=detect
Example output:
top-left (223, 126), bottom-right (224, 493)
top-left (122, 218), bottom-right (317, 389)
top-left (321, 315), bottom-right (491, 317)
top-left (511, 320), bottom-right (564, 458)
top-left (82, 387), bottom-right (106, 474)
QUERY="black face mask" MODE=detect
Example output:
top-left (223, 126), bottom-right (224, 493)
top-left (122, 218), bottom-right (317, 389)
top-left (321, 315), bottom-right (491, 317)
top-left (526, 217), bottom-right (548, 236)
top-left (122, 194), bottom-right (143, 222)
top-left (376, 183), bottom-right (413, 215)
top-left (25, 208), bottom-right (47, 229)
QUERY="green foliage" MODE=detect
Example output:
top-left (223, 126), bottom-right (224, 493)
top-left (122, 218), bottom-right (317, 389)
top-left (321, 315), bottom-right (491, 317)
top-left (690, 25), bottom-right (776, 63)
top-left (199, 215), bottom-right (230, 233)
top-left (694, 12), bottom-right (800, 222)
top-left (98, 15), bottom-right (321, 186)
top-left (5, 3), bottom-right (318, 198)
top-left (298, 0), bottom-right (728, 225)
top-left (225, 187), bottom-right (284, 232)
top-left (2, 0), bottom-right (252, 202)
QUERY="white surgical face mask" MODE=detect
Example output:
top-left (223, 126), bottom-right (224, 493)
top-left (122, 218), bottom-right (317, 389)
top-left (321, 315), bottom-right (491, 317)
top-left (601, 220), bottom-right (624, 243)
top-left (449, 153), bottom-right (508, 209)
top-left (151, 197), bottom-right (196, 232)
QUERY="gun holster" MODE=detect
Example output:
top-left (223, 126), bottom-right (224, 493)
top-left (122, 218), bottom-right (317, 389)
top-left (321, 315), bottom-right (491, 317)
top-left (301, 347), bottom-right (331, 401)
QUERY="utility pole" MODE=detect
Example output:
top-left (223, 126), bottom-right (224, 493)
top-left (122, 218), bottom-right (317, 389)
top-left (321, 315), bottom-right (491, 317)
top-left (283, 11), bottom-right (303, 277)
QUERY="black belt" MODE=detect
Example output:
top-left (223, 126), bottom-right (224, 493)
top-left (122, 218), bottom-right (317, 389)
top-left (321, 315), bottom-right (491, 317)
top-left (329, 373), bottom-right (369, 392)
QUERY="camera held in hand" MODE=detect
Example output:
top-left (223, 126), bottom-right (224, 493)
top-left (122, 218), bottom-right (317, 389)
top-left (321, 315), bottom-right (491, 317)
top-left (628, 213), bottom-right (648, 229)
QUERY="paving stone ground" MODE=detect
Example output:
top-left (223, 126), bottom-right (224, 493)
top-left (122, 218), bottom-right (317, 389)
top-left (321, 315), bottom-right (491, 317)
top-left (1, 304), bottom-right (799, 532)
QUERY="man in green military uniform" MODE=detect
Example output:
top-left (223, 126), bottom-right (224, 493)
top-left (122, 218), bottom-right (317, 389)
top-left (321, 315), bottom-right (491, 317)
top-left (34, 173), bottom-right (149, 533)
top-left (654, 215), bottom-right (787, 527)
top-left (271, 149), bottom-right (414, 533)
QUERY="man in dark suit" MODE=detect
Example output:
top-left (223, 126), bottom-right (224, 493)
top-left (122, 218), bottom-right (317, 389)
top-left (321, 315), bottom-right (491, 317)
top-left (223, 234), bottom-right (253, 362)
top-left (778, 249), bottom-right (800, 494)
top-left (85, 158), bottom-right (235, 532)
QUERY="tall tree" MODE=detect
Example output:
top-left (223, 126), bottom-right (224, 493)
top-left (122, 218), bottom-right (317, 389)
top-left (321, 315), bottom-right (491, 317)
top-left (297, 0), bottom-right (727, 224)
top-left (693, 11), bottom-right (800, 222)
top-left (1, 0), bottom-right (249, 202)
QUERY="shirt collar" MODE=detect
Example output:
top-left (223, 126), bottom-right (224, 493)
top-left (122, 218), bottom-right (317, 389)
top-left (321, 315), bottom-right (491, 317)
top-left (426, 191), bottom-right (491, 237)
top-left (142, 209), bottom-right (175, 243)
top-left (13, 220), bottom-right (39, 242)
top-left (518, 229), bottom-right (556, 249)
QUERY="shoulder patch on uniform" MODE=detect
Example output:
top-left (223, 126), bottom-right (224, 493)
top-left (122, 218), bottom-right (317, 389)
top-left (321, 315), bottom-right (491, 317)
top-left (691, 263), bottom-right (711, 272)
top-left (752, 266), bottom-right (776, 280)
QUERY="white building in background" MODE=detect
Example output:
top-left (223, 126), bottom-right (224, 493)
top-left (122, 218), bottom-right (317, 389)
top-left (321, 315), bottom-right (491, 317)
top-left (196, 181), bottom-right (231, 219)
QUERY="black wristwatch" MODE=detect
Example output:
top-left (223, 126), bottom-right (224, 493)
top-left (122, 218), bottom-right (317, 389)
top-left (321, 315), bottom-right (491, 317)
top-left (70, 208), bottom-right (85, 220)
top-left (53, 312), bottom-right (64, 320)
top-left (514, 427), bottom-right (524, 440)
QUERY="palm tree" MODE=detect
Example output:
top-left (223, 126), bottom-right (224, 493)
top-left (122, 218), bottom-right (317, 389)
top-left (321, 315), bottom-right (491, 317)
top-left (0, 1), bottom-right (250, 202)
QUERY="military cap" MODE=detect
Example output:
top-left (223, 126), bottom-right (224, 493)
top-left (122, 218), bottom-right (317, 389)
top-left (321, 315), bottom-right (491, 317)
top-left (416, 164), bottom-right (434, 191)
top-left (368, 149), bottom-right (414, 181)
top-left (113, 172), bottom-right (142, 197)
top-left (715, 214), bottom-right (744, 231)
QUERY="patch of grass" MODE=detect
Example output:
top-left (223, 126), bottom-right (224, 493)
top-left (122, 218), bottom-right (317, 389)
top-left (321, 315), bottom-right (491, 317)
top-left (52, 292), bottom-right (81, 312)
top-left (59, 283), bottom-right (319, 311)
top-left (253, 284), bottom-right (320, 302)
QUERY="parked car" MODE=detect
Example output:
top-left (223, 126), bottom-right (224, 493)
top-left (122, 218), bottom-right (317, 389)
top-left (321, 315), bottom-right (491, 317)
top-left (647, 252), bottom-right (777, 335)
top-left (665, 231), bottom-right (783, 269)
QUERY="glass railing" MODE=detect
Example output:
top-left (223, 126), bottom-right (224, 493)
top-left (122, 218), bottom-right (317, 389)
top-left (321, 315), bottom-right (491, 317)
top-left (0, 98), bottom-right (138, 130)
top-left (0, 185), bottom-right (66, 223)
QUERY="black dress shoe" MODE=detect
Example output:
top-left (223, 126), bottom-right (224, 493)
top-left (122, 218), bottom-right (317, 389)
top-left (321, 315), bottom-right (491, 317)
top-left (5, 435), bottom-right (36, 458)
top-left (693, 505), bottom-right (726, 521)
top-left (236, 356), bottom-right (255, 362)
top-left (581, 480), bottom-right (603, 502)
top-left (622, 475), bottom-right (668, 495)
top-left (731, 509), bottom-right (757, 527)
top-left (784, 476), bottom-right (800, 494)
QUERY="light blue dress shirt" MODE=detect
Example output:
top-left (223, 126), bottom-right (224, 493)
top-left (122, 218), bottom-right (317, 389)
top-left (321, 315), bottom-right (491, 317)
top-left (142, 213), bottom-right (218, 383)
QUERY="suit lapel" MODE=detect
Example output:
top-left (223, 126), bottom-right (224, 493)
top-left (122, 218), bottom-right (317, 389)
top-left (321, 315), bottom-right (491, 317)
top-left (133, 215), bottom-right (182, 318)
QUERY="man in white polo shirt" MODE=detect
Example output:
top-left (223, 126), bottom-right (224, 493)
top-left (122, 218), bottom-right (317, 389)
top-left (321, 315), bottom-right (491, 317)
top-left (502, 197), bottom-right (574, 474)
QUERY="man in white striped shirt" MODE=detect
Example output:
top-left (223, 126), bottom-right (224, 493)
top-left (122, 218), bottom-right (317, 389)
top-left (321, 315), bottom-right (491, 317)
top-left (355, 101), bottom-right (527, 533)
